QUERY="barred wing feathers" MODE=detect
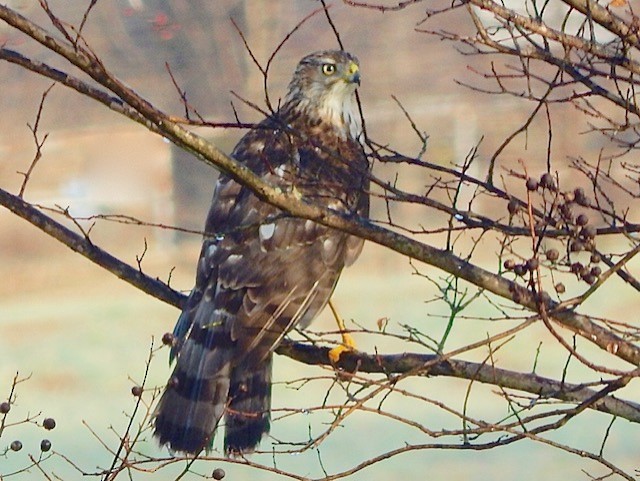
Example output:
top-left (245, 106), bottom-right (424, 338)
top-left (153, 114), bottom-right (368, 455)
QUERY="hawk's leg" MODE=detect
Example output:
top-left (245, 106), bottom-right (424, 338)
top-left (327, 300), bottom-right (356, 363)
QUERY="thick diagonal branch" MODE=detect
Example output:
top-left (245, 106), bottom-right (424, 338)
top-left (0, 188), bottom-right (184, 309)
top-left (1, 188), bottom-right (638, 423)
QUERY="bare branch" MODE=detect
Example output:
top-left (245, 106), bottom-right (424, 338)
top-left (0, 187), bottom-right (184, 309)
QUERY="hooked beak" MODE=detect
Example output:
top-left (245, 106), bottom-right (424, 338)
top-left (346, 61), bottom-right (361, 86)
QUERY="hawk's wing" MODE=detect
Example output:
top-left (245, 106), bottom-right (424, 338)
top-left (154, 120), bottom-right (368, 454)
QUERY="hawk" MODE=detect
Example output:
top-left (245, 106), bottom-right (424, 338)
top-left (153, 50), bottom-right (369, 456)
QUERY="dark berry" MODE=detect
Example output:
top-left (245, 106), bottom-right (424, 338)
top-left (10, 440), bottom-right (22, 452)
top-left (212, 468), bottom-right (226, 480)
top-left (526, 177), bottom-right (538, 191)
top-left (43, 418), bottom-right (56, 430)
top-left (581, 225), bottom-right (597, 239)
top-left (590, 266), bottom-right (602, 277)
top-left (526, 258), bottom-right (539, 271)
top-left (582, 273), bottom-right (597, 285)
top-left (590, 253), bottom-right (602, 264)
top-left (161, 332), bottom-right (174, 346)
top-left (514, 264), bottom-right (527, 276)
top-left (40, 439), bottom-right (52, 452)
top-left (540, 173), bottom-right (556, 190)
top-left (131, 386), bottom-right (143, 397)
top-left (570, 240), bottom-right (584, 252)
top-left (559, 203), bottom-right (573, 221)
top-left (555, 283), bottom-right (566, 294)
top-left (574, 188), bottom-right (588, 206)
top-left (503, 259), bottom-right (516, 270)
top-left (0, 402), bottom-right (10, 414)
top-left (576, 214), bottom-right (588, 226)
top-left (545, 249), bottom-right (559, 262)
top-left (570, 262), bottom-right (585, 275)
top-left (507, 198), bottom-right (519, 215)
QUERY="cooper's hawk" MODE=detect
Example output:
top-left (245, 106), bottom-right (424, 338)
top-left (153, 50), bottom-right (369, 456)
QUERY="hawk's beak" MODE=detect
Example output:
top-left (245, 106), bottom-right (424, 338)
top-left (346, 61), bottom-right (360, 86)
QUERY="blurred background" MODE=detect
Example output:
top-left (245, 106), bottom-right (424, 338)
top-left (0, 1), bottom-right (638, 479)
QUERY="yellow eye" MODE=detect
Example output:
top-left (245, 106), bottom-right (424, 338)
top-left (322, 63), bottom-right (336, 76)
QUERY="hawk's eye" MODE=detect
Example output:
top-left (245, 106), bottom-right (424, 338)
top-left (321, 63), bottom-right (336, 76)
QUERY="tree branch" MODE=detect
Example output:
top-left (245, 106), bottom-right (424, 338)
top-left (561, 0), bottom-right (640, 50)
top-left (0, 187), bottom-right (185, 309)
top-left (277, 340), bottom-right (640, 424)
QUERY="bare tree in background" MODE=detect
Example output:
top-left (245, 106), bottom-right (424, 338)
top-left (1, 1), bottom-right (639, 480)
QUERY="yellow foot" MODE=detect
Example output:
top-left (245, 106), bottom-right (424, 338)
top-left (328, 332), bottom-right (356, 363)
top-left (328, 301), bottom-right (357, 364)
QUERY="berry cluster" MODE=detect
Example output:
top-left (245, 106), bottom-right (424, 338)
top-left (1, 401), bottom-right (55, 454)
top-left (504, 173), bottom-right (603, 294)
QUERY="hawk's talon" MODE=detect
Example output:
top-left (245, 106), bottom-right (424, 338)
top-left (328, 300), bottom-right (357, 364)
top-left (328, 332), bottom-right (356, 364)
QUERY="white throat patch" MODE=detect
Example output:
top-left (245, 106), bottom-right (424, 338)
top-left (317, 82), bottom-right (362, 140)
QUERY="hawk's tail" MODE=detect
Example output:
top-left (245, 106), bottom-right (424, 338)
top-left (224, 355), bottom-right (273, 455)
top-left (153, 323), bottom-right (234, 454)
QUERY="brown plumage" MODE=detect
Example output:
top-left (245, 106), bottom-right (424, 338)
top-left (153, 50), bottom-right (369, 456)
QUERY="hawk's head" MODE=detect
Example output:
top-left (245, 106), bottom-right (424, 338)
top-left (284, 50), bottom-right (361, 139)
